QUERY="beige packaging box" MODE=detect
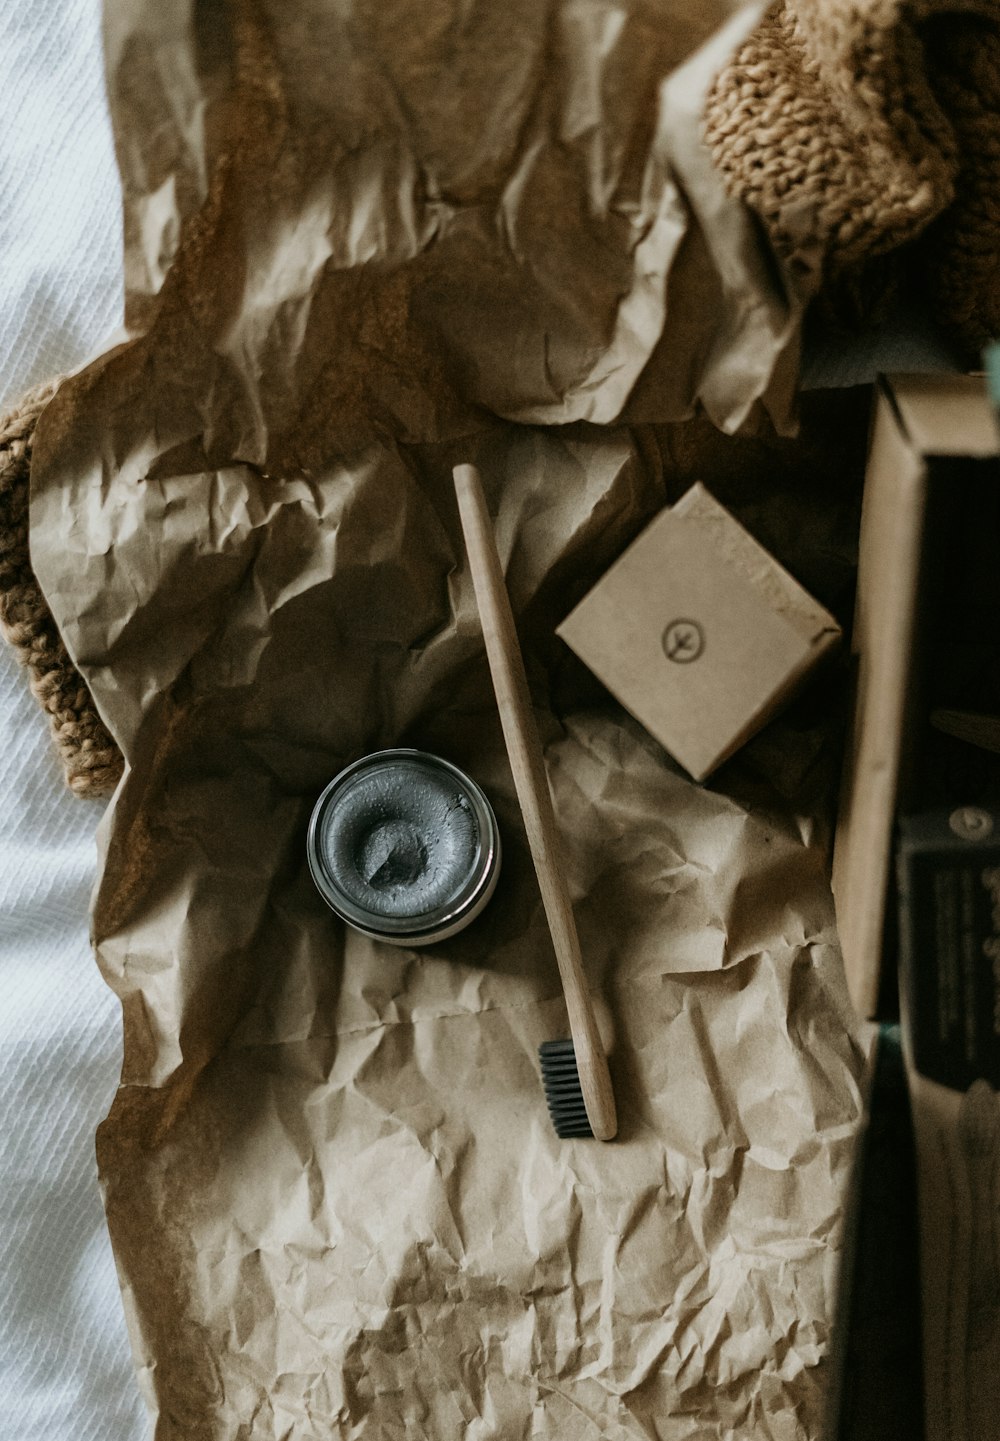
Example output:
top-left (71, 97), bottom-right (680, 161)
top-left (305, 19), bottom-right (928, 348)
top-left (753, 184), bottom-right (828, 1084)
top-left (556, 482), bottom-right (842, 781)
top-left (832, 373), bottom-right (1000, 1022)
top-left (832, 373), bottom-right (1000, 1441)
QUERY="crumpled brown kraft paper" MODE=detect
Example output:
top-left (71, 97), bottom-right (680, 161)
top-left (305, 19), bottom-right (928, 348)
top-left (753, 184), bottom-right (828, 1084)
top-left (28, 3), bottom-right (866, 1437)
top-left (101, 0), bottom-right (804, 447)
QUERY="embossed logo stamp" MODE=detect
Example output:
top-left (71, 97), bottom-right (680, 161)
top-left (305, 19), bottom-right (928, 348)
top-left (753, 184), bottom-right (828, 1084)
top-left (661, 619), bottom-right (704, 664)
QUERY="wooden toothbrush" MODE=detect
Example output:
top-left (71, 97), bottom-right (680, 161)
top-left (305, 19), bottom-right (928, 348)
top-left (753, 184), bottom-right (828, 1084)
top-left (453, 462), bottom-right (617, 1141)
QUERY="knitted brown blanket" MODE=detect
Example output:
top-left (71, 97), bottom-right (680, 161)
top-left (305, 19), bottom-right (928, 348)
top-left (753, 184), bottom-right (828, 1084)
top-left (4, 0), bottom-right (998, 794)
top-left (0, 380), bottom-right (123, 796)
top-left (705, 0), bottom-right (1000, 349)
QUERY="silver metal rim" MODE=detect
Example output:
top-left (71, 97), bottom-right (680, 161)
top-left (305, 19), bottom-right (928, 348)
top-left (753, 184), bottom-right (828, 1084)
top-left (307, 748), bottom-right (500, 939)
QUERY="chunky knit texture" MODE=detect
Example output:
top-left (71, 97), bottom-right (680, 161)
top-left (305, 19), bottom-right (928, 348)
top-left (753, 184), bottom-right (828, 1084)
top-left (0, 380), bottom-right (123, 796)
top-left (705, 0), bottom-right (1000, 350)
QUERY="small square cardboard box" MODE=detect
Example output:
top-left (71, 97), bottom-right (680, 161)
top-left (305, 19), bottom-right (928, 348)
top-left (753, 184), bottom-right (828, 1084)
top-left (556, 482), bottom-right (841, 781)
top-left (832, 373), bottom-right (1000, 1441)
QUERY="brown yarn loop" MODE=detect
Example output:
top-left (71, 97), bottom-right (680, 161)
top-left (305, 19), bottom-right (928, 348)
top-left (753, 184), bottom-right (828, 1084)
top-left (705, 0), bottom-right (1000, 353)
top-left (0, 378), bottom-right (124, 798)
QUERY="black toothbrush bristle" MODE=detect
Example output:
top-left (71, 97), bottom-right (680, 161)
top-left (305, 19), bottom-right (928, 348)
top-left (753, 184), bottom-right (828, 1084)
top-left (539, 1038), bottom-right (593, 1138)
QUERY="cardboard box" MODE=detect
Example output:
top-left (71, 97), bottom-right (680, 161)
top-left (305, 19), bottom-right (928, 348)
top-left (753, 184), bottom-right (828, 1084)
top-left (833, 374), bottom-right (1000, 1441)
top-left (832, 374), bottom-right (1000, 1022)
top-left (556, 482), bottom-right (841, 781)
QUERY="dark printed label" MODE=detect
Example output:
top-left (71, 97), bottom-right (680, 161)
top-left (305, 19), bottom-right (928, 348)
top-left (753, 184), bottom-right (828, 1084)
top-left (898, 811), bottom-right (1000, 1090)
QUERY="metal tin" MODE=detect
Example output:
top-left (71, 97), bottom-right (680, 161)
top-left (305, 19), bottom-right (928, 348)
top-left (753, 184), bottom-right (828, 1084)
top-left (307, 749), bottom-right (501, 946)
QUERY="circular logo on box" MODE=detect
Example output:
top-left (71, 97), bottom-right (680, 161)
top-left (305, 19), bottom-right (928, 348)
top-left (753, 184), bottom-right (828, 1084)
top-left (662, 619), bottom-right (704, 665)
top-left (949, 806), bottom-right (994, 841)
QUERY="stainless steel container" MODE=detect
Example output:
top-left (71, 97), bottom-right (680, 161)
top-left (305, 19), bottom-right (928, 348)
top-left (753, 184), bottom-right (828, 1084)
top-left (307, 749), bottom-right (501, 945)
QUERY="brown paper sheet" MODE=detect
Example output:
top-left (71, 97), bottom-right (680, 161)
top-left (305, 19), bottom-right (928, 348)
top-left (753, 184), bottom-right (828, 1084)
top-left (28, 4), bottom-right (865, 1436)
top-left (101, 0), bottom-right (802, 446)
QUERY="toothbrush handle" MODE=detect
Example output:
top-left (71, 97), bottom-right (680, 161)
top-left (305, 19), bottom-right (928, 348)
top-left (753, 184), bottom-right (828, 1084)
top-left (453, 463), bottom-right (617, 1141)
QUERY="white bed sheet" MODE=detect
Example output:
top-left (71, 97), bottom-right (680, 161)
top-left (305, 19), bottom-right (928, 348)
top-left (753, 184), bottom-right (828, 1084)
top-left (0, 1), bottom-right (144, 1437)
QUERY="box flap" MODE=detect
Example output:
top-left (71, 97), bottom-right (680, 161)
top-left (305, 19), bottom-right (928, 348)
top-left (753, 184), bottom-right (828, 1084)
top-left (886, 373), bottom-right (999, 458)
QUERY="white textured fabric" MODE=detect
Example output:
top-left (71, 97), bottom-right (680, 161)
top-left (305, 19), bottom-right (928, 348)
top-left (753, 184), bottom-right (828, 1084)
top-left (0, 0), bottom-right (123, 409)
top-left (0, 1), bottom-right (143, 1438)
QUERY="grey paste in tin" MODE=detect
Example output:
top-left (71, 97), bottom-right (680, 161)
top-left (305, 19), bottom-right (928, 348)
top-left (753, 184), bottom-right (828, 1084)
top-left (307, 749), bottom-right (501, 944)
